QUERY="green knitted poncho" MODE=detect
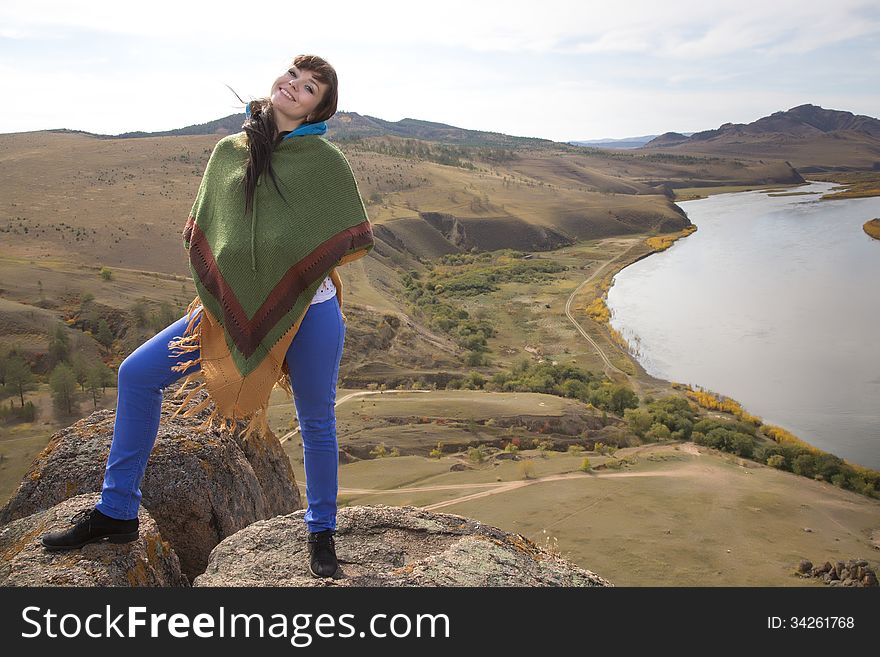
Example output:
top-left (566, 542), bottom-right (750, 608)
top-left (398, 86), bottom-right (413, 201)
top-left (168, 130), bottom-right (374, 438)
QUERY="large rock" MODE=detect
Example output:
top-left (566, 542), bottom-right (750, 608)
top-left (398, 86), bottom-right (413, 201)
top-left (0, 386), bottom-right (301, 580)
top-left (194, 504), bottom-right (612, 587)
top-left (0, 493), bottom-right (187, 586)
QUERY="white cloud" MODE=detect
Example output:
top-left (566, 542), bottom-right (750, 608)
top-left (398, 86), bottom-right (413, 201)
top-left (0, 0), bottom-right (877, 139)
top-left (3, 0), bottom-right (879, 55)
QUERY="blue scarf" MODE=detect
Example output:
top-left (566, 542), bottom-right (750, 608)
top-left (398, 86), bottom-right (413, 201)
top-left (244, 102), bottom-right (328, 138)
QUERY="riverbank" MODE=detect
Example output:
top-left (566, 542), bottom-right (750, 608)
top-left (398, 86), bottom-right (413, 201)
top-left (807, 171), bottom-right (880, 200)
top-left (671, 172), bottom-right (880, 203)
top-left (672, 183), bottom-right (803, 202)
top-left (586, 189), bottom-right (880, 493)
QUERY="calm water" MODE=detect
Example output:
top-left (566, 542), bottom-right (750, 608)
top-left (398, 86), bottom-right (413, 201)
top-left (606, 181), bottom-right (880, 469)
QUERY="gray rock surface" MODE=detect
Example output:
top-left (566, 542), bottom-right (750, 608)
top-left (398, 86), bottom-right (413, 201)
top-left (194, 504), bottom-right (612, 587)
top-left (0, 493), bottom-right (187, 586)
top-left (0, 385), bottom-right (301, 580)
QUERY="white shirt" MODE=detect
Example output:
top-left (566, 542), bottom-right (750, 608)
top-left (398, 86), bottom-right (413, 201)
top-left (310, 275), bottom-right (337, 305)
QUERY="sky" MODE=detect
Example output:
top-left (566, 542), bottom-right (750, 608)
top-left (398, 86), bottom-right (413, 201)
top-left (1, 0), bottom-right (879, 142)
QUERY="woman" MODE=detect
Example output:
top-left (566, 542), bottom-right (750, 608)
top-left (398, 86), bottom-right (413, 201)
top-left (40, 54), bottom-right (375, 579)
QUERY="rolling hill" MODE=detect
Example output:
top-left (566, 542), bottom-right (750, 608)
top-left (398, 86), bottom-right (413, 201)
top-left (642, 104), bottom-right (880, 171)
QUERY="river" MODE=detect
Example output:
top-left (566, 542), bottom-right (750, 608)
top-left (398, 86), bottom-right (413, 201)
top-left (606, 181), bottom-right (880, 469)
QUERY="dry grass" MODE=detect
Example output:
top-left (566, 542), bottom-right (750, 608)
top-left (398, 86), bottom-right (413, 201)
top-left (300, 441), bottom-right (880, 586)
top-left (807, 171), bottom-right (880, 200)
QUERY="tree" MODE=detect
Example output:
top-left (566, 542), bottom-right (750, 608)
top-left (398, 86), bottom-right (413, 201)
top-left (86, 365), bottom-right (104, 409)
top-left (130, 298), bottom-right (149, 328)
top-left (646, 422), bottom-right (672, 442)
top-left (792, 453), bottom-right (817, 478)
top-left (49, 362), bottom-right (79, 416)
top-left (47, 322), bottom-right (71, 368)
top-left (149, 301), bottom-right (176, 332)
top-left (70, 352), bottom-right (90, 392)
top-left (0, 344), bottom-right (9, 386)
top-left (94, 359), bottom-right (115, 392)
top-left (610, 384), bottom-right (639, 415)
top-left (624, 407), bottom-right (652, 438)
top-left (97, 318), bottom-right (114, 351)
top-left (4, 355), bottom-right (36, 406)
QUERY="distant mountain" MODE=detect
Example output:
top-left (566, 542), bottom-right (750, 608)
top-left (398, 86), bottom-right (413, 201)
top-left (114, 113), bottom-right (246, 138)
top-left (641, 104), bottom-right (880, 170)
top-left (569, 133), bottom-right (694, 150)
top-left (645, 132), bottom-right (690, 147)
top-left (679, 104), bottom-right (880, 142)
top-left (329, 114), bottom-right (555, 148)
top-left (46, 111), bottom-right (557, 150)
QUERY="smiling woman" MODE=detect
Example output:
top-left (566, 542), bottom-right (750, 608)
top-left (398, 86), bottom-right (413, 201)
top-left (41, 53), bottom-right (373, 583)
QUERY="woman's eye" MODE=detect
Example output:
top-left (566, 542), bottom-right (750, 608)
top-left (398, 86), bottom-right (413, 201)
top-left (288, 69), bottom-right (314, 94)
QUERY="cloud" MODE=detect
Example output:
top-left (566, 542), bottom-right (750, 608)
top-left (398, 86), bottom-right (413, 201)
top-left (4, 0), bottom-right (879, 55)
top-left (0, 0), bottom-right (877, 139)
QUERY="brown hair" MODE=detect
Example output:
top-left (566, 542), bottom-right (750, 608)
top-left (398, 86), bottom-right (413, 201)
top-left (227, 54), bottom-right (339, 214)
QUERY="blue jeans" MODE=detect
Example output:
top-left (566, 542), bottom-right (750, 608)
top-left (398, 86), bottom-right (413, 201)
top-left (94, 295), bottom-right (346, 533)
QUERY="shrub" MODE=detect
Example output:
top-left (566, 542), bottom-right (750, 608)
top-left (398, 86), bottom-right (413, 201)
top-left (624, 408), bottom-right (652, 438)
top-left (518, 460), bottom-right (535, 479)
top-left (468, 445), bottom-right (487, 464)
top-left (0, 399), bottom-right (37, 423)
top-left (579, 457), bottom-right (592, 472)
top-left (646, 422), bottom-right (672, 442)
top-left (792, 453), bottom-right (817, 478)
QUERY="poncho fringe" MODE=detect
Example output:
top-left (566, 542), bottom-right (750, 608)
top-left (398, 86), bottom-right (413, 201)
top-left (167, 266), bottom-right (356, 441)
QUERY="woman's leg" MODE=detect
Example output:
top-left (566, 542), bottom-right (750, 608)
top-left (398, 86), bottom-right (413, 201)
top-left (94, 307), bottom-right (202, 521)
top-left (286, 296), bottom-right (346, 534)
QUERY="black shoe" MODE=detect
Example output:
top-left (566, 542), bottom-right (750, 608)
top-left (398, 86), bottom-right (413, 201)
top-left (41, 507), bottom-right (139, 551)
top-left (307, 529), bottom-right (339, 578)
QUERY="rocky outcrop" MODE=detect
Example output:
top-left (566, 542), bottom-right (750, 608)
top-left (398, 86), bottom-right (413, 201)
top-left (795, 558), bottom-right (878, 587)
top-left (0, 385), bottom-right (300, 580)
top-left (0, 493), bottom-right (187, 586)
top-left (2, 387), bottom-right (612, 588)
top-left (193, 504), bottom-right (612, 587)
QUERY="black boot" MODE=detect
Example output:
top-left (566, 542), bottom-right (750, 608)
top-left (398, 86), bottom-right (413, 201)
top-left (41, 507), bottom-right (139, 551)
top-left (307, 529), bottom-right (339, 578)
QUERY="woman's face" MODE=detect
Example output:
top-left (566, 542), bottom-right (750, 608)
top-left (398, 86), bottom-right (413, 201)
top-left (270, 64), bottom-right (326, 132)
